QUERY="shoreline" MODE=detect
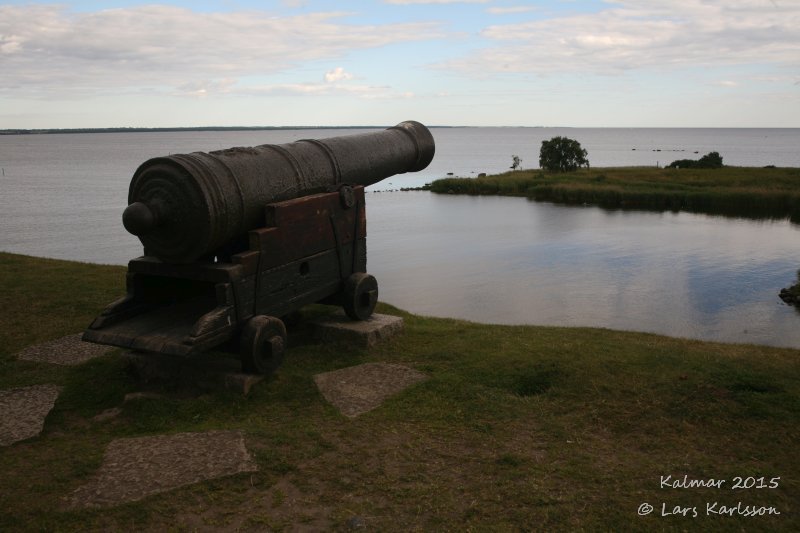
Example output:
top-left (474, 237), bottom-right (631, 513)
top-left (0, 126), bottom-right (389, 136)
top-left (2, 250), bottom-right (798, 351)
top-left (426, 165), bottom-right (800, 223)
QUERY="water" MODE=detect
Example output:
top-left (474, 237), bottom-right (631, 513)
top-left (368, 192), bottom-right (800, 348)
top-left (416, 127), bottom-right (800, 188)
top-left (2, 128), bottom-right (800, 348)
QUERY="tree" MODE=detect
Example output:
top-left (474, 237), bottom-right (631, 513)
top-left (539, 136), bottom-right (589, 172)
top-left (667, 151), bottom-right (723, 169)
top-left (698, 151), bottom-right (723, 168)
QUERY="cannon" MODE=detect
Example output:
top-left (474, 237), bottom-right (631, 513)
top-left (83, 121), bottom-right (435, 374)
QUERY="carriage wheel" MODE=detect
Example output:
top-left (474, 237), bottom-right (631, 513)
top-left (240, 315), bottom-right (287, 375)
top-left (342, 273), bottom-right (378, 321)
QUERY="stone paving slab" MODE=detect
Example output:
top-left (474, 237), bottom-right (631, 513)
top-left (65, 430), bottom-right (258, 509)
top-left (314, 362), bottom-right (427, 418)
top-left (312, 312), bottom-right (404, 348)
top-left (0, 384), bottom-right (62, 446)
top-left (15, 333), bottom-right (113, 365)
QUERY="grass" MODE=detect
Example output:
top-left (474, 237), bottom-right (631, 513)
top-left (427, 166), bottom-right (800, 222)
top-left (2, 251), bottom-right (800, 531)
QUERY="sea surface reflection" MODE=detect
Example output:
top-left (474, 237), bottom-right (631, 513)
top-left (367, 192), bottom-right (800, 348)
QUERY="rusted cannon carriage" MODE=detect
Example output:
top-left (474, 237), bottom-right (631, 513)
top-left (83, 121), bottom-right (435, 375)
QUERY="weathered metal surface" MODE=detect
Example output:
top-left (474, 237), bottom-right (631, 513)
top-left (85, 121), bottom-right (435, 374)
top-left (123, 121), bottom-right (434, 264)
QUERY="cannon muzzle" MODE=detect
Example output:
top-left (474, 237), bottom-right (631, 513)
top-left (124, 120), bottom-right (435, 263)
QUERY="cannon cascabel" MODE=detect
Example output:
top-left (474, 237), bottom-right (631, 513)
top-left (122, 120), bottom-right (435, 263)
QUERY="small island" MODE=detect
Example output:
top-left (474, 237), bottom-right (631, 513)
top-left (426, 165), bottom-right (800, 223)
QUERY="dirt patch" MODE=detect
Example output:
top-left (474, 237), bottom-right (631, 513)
top-left (64, 430), bottom-right (258, 509)
top-left (15, 333), bottom-right (113, 365)
top-left (313, 362), bottom-right (428, 417)
top-left (0, 383), bottom-right (62, 446)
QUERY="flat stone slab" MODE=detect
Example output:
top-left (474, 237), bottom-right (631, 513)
top-left (15, 333), bottom-right (113, 365)
top-left (312, 312), bottom-right (404, 348)
top-left (65, 430), bottom-right (258, 508)
top-left (313, 362), bottom-right (427, 418)
top-left (0, 384), bottom-right (62, 446)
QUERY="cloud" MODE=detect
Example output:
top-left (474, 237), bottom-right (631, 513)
top-left (231, 80), bottom-right (414, 100)
top-left (325, 67), bottom-right (354, 83)
top-left (168, 67), bottom-right (413, 100)
top-left (174, 79), bottom-right (238, 98)
top-left (0, 5), bottom-right (443, 94)
top-left (440, 0), bottom-right (800, 75)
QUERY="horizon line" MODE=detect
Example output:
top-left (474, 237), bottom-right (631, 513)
top-left (3, 125), bottom-right (799, 135)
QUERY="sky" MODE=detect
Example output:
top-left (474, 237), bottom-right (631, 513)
top-left (1, 0), bottom-right (799, 128)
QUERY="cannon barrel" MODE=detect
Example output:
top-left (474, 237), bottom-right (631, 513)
top-left (123, 120), bottom-right (435, 263)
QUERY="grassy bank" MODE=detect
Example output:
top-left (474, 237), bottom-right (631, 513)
top-left (780, 270), bottom-right (800, 307)
top-left (2, 252), bottom-right (800, 531)
top-left (427, 166), bottom-right (800, 222)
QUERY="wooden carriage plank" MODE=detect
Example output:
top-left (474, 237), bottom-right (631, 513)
top-left (249, 210), bottom-right (361, 270)
top-left (255, 248), bottom-right (346, 315)
top-left (129, 257), bottom-right (240, 283)
top-left (264, 188), bottom-right (362, 227)
top-left (231, 250), bottom-right (259, 276)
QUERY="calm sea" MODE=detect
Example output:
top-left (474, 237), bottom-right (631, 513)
top-left (2, 127), bottom-right (800, 348)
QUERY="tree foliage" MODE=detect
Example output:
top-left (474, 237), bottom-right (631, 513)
top-left (539, 136), bottom-right (589, 172)
top-left (667, 151), bottom-right (724, 169)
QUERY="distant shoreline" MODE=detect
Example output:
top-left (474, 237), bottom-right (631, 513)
top-left (0, 125), bottom-right (460, 135)
top-left (4, 126), bottom-right (799, 136)
top-left (0, 126), bottom-right (390, 135)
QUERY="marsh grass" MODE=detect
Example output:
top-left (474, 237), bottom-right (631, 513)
top-left (428, 166), bottom-right (800, 222)
top-left (1, 252), bottom-right (799, 531)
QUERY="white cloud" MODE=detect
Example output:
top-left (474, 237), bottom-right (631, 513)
top-left (170, 67), bottom-right (413, 100)
top-left (0, 5), bottom-right (443, 94)
top-left (325, 67), bottom-right (354, 83)
top-left (232, 81), bottom-right (414, 100)
top-left (441, 0), bottom-right (800, 75)
top-left (174, 79), bottom-right (238, 98)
